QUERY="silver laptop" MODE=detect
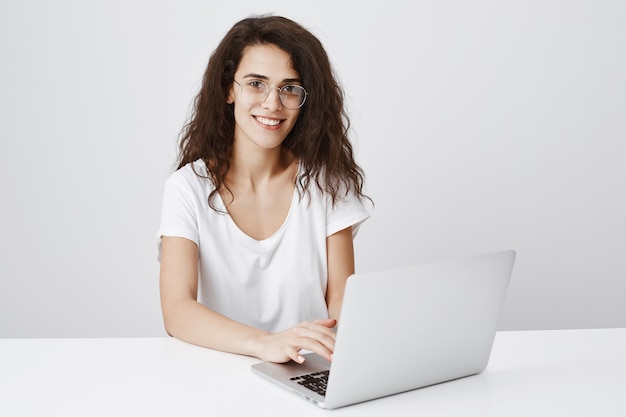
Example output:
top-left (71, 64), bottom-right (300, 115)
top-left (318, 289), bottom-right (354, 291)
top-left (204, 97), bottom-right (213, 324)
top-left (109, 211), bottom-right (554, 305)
top-left (252, 250), bottom-right (516, 409)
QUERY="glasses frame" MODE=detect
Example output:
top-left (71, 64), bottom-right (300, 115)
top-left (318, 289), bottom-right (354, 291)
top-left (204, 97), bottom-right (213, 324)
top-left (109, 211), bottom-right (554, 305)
top-left (233, 79), bottom-right (307, 109)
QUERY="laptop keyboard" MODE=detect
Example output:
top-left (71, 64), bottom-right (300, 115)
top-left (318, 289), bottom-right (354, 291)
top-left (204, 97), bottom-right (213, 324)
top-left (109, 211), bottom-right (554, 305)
top-left (290, 370), bottom-right (330, 396)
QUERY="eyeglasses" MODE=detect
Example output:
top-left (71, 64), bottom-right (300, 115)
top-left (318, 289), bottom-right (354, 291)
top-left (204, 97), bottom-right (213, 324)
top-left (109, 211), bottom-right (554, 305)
top-left (233, 80), bottom-right (307, 109)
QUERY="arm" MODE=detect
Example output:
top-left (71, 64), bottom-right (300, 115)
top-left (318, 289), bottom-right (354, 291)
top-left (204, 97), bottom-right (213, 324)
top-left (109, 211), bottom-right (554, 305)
top-left (159, 236), bottom-right (265, 355)
top-left (159, 236), bottom-right (336, 363)
top-left (326, 226), bottom-right (356, 321)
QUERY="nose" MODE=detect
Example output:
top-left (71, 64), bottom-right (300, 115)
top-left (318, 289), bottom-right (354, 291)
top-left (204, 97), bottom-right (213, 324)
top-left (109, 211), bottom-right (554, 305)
top-left (261, 87), bottom-right (283, 110)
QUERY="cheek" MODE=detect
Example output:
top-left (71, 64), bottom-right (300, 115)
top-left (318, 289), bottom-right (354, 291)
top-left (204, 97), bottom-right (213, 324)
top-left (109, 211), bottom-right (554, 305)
top-left (232, 103), bottom-right (254, 129)
top-left (288, 110), bottom-right (301, 126)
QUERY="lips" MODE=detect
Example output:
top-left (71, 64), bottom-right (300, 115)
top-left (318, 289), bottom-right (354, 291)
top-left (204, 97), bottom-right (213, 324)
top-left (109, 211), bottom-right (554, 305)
top-left (255, 116), bottom-right (283, 127)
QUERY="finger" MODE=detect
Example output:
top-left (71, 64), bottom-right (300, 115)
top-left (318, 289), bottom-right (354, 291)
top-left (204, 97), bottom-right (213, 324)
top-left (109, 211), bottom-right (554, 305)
top-left (299, 339), bottom-right (333, 362)
top-left (312, 318), bottom-right (337, 329)
top-left (302, 321), bottom-right (337, 339)
top-left (286, 346), bottom-right (306, 364)
top-left (294, 325), bottom-right (336, 349)
top-left (289, 330), bottom-right (335, 361)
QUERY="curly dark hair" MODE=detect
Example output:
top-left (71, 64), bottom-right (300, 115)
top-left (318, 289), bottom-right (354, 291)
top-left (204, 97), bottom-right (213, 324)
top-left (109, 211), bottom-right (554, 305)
top-left (177, 15), bottom-right (369, 210)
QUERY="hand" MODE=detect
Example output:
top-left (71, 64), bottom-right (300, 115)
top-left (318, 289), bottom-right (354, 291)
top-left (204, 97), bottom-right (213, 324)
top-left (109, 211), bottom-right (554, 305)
top-left (257, 319), bottom-right (337, 364)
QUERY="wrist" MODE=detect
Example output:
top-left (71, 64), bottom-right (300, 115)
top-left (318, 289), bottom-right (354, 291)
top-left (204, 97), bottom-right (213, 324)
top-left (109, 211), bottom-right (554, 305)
top-left (246, 329), bottom-right (272, 360)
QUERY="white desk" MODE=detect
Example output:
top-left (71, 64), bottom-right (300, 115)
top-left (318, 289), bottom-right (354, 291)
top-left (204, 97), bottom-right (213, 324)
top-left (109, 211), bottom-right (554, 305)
top-left (1, 329), bottom-right (625, 416)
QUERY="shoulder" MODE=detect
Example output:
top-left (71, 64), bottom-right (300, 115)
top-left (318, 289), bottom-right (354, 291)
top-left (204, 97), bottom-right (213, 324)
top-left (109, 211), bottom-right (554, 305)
top-left (296, 183), bottom-right (371, 237)
top-left (326, 191), bottom-right (372, 237)
top-left (166, 160), bottom-right (214, 190)
top-left (170, 159), bottom-right (210, 181)
top-left (162, 159), bottom-right (218, 210)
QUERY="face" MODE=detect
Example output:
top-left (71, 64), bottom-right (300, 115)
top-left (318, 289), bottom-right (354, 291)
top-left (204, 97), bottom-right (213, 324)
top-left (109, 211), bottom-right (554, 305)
top-left (229, 44), bottom-right (302, 152)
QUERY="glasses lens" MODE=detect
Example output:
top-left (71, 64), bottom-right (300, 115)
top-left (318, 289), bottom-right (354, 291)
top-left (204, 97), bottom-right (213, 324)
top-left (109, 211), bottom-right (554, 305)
top-left (242, 81), bottom-right (269, 103)
top-left (279, 85), bottom-right (307, 109)
top-left (240, 81), bottom-right (307, 109)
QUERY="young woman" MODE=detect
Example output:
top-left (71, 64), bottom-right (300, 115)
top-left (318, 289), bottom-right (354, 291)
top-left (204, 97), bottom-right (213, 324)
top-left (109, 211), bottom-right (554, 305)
top-left (158, 15), bottom-right (371, 364)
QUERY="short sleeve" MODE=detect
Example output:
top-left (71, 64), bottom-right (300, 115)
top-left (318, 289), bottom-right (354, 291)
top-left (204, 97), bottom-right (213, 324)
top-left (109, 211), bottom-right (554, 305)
top-left (326, 193), bottom-right (372, 238)
top-left (156, 172), bottom-right (200, 260)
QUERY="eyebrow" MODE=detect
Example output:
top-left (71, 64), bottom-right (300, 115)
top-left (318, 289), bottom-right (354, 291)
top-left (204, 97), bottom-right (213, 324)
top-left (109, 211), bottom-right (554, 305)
top-left (242, 73), bottom-right (302, 84)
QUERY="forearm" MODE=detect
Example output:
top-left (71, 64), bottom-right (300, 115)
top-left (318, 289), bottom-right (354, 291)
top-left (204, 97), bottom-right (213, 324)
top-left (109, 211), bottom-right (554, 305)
top-left (162, 298), bottom-right (270, 358)
top-left (327, 296), bottom-right (343, 322)
top-left (159, 236), bottom-right (337, 362)
top-left (159, 236), bottom-right (270, 357)
top-left (326, 227), bottom-right (355, 323)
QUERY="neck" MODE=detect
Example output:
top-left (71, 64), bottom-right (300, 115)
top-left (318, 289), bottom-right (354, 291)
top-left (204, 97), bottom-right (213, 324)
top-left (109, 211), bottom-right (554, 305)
top-left (228, 143), bottom-right (295, 188)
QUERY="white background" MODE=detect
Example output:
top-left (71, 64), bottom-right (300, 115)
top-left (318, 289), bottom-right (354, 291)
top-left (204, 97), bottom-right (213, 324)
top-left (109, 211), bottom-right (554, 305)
top-left (1, 0), bottom-right (624, 337)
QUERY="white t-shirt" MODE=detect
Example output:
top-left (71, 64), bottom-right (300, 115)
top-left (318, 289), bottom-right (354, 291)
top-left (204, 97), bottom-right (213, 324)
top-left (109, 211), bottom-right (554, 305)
top-left (157, 160), bottom-right (370, 332)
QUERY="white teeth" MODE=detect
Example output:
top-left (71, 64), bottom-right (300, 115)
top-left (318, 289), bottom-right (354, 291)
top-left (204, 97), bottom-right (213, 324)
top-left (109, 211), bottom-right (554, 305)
top-left (256, 116), bottom-right (281, 126)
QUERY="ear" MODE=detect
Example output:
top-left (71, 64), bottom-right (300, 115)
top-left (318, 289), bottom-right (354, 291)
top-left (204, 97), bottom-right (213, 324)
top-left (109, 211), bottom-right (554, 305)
top-left (227, 87), bottom-right (235, 104)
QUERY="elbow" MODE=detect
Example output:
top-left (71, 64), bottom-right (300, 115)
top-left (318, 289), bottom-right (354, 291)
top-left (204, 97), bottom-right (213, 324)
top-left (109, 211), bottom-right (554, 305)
top-left (160, 295), bottom-right (198, 341)
top-left (161, 304), bottom-right (179, 339)
top-left (163, 324), bottom-right (174, 338)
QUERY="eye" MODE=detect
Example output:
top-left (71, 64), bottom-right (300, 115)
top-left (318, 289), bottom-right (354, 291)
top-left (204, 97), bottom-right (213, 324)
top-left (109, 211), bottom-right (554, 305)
top-left (247, 80), bottom-right (266, 90)
top-left (282, 85), bottom-right (301, 95)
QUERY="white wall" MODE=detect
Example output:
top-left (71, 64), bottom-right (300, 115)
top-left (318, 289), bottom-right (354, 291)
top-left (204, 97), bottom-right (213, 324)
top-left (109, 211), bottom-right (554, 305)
top-left (1, 0), bottom-right (624, 337)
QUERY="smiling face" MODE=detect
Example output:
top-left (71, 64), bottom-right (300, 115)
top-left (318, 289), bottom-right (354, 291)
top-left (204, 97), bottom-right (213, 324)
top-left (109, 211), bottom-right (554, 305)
top-left (229, 44), bottom-right (302, 153)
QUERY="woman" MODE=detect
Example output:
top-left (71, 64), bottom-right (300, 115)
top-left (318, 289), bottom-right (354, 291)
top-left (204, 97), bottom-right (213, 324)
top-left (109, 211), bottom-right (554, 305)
top-left (158, 15), bottom-right (371, 364)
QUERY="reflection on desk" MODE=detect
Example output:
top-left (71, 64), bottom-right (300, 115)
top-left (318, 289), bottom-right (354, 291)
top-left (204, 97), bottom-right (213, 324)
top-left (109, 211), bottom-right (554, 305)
top-left (1, 329), bottom-right (625, 416)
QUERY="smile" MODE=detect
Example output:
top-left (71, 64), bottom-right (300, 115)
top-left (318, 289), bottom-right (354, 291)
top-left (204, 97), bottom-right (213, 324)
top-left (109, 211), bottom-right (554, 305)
top-left (255, 116), bottom-right (283, 127)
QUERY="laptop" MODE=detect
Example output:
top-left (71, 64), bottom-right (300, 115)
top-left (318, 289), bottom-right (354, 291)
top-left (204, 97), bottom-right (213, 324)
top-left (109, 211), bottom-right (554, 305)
top-left (251, 250), bottom-right (516, 409)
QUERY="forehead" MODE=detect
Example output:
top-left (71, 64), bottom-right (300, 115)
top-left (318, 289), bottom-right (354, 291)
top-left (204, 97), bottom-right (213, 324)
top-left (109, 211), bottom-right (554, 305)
top-left (236, 44), bottom-right (300, 80)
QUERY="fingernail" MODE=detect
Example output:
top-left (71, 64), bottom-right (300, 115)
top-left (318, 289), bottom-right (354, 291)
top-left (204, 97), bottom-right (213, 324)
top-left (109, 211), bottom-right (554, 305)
top-left (330, 354), bottom-right (334, 361)
top-left (297, 355), bottom-right (305, 364)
